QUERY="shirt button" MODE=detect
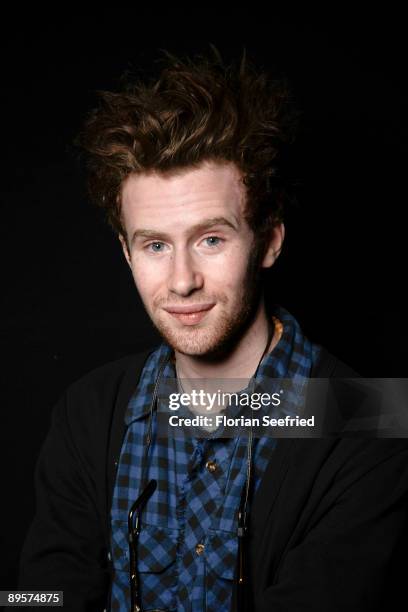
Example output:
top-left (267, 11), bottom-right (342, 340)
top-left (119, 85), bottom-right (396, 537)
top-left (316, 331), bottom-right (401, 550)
top-left (195, 543), bottom-right (205, 555)
top-left (205, 460), bottom-right (217, 473)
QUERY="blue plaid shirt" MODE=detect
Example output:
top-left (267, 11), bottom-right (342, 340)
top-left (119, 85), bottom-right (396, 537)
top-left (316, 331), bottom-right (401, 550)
top-left (110, 304), bottom-right (321, 611)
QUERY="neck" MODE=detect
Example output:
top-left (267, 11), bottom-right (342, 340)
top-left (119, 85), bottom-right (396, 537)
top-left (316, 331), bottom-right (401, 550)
top-left (174, 299), bottom-right (278, 383)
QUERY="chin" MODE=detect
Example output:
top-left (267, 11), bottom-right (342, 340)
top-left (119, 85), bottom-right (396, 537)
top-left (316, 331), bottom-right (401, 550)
top-left (154, 314), bottom-right (244, 359)
top-left (161, 328), bottom-right (221, 356)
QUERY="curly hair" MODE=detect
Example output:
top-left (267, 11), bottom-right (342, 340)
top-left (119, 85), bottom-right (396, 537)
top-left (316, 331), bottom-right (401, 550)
top-left (75, 45), bottom-right (299, 258)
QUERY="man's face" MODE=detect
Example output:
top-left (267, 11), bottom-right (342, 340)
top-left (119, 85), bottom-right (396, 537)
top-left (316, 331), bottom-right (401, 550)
top-left (119, 160), bottom-right (283, 357)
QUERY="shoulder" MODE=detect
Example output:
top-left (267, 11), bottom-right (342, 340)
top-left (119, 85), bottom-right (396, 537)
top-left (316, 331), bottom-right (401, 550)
top-left (66, 348), bottom-right (155, 400)
top-left (311, 344), bottom-right (361, 378)
top-left (305, 345), bottom-right (408, 481)
top-left (57, 347), bottom-right (157, 440)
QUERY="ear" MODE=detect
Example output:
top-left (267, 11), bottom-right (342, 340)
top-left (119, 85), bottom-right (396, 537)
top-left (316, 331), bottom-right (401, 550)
top-left (261, 222), bottom-right (285, 268)
top-left (119, 234), bottom-right (132, 268)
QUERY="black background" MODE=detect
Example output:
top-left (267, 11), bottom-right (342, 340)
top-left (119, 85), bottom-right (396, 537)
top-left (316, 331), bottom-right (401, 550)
top-left (1, 8), bottom-right (406, 589)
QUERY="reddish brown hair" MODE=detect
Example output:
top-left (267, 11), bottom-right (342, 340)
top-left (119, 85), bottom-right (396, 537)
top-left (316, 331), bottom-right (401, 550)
top-left (75, 46), bottom-right (299, 258)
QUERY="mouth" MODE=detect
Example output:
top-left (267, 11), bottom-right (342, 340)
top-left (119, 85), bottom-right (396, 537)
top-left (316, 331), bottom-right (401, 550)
top-left (163, 303), bottom-right (215, 326)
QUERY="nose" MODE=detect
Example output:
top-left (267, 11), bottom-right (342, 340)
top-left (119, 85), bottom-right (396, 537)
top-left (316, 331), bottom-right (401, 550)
top-left (167, 248), bottom-right (204, 297)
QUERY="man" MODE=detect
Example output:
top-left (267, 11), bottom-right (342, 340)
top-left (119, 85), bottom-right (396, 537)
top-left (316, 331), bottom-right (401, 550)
top-left (15, 48), bottom-right (408, 611)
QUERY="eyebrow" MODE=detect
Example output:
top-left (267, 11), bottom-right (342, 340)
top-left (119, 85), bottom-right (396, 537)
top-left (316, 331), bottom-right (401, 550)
top-left (130, 216), bottom-right (239, 245)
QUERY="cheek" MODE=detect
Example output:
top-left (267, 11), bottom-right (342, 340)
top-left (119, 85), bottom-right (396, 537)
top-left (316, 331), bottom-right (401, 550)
top-left (129, 261), bottom-right (161, 301)
top-left (204, 250), bottom-right (250, 290)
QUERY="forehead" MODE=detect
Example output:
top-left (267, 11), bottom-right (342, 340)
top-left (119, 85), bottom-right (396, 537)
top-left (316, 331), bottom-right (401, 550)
top-left (120, 160), bottom-right (247, 228)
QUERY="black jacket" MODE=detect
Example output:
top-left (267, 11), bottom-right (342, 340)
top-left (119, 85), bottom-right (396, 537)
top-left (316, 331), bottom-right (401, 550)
top-left (15, 345), bottom-right (408, 611)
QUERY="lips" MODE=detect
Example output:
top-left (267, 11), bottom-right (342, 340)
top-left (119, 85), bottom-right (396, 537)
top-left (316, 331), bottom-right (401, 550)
top-left (164, 303), bottom-right (215, 326)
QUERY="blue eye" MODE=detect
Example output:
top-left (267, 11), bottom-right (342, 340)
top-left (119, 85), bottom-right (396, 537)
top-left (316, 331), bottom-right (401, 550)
top-left (204, 236), bottom-right (223, 247)
top-left (148, 242), bottom-right (165, 252)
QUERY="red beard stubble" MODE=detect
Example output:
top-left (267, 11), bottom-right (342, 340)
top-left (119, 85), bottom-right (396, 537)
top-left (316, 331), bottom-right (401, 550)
top-left (149, 237), bottom-right (266, 360)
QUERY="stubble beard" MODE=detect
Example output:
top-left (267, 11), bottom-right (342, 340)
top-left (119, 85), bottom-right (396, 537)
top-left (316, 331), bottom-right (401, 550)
top-left (148, 245), bottom-right (264, 360)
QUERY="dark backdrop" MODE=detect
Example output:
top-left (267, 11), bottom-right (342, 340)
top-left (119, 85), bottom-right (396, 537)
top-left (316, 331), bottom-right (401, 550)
top-left (1, 9), bottom-right (406, 589)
